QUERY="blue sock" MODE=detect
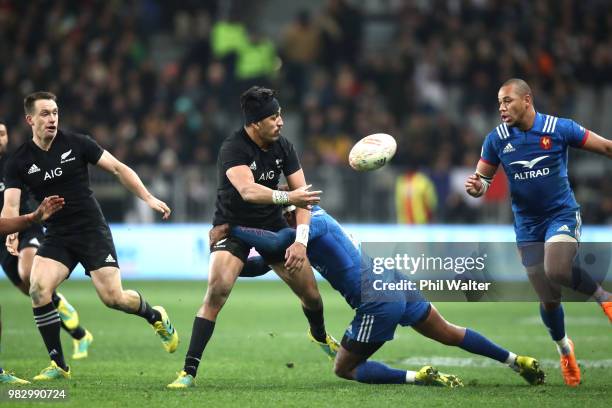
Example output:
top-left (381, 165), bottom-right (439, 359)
top-left (459, 328), bottom-right (509, 363)
top-left (354, 361), bottom-right (406, 384)
top-left (539, 304), bottom-right (565, 341)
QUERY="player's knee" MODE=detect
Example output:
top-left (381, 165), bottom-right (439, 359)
top-left (99, 289), bottom-right (123, 310)
top-left (207, 280), bottom-right (233, 302)
top-left (333, 361), bottom-right (353, 380)
top-left (29, 279), bottom-right (54, 302)
top-left (543, 265), bottom-right (568, 285)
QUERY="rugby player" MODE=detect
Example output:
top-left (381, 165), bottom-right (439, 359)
top-left (465, 78), bottom-right (612, 387)
top-left (215, 205), bottom-right (545, 387)
top-left (168, 86), bottom-right (335, 389)
top-left (0, 119), bottom-right (93, 360)
top-left (3, 91), bottom-right (177, 381)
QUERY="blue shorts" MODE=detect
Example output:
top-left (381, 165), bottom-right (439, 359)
top-left (515, 209), bottom-right (582, 243)
top-left (516, 209), bottom-right (582, 266)
top-left (344, 301), bottom-right (431, 343)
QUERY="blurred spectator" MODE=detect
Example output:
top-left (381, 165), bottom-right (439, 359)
top-left (0, 0), bottom-right (609, 224)
top-left (281, 10), bottom-right (322, 105)
top-left (395, 169), bottom-right (438, 224)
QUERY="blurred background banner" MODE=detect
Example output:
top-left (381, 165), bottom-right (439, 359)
top-left (1, 224), bottom-right (607, 280)
top-left (1, 0), bottom-right (610, 226)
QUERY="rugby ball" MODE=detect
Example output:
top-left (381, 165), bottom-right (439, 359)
top-left (348, 133), bottom-right (397, 171)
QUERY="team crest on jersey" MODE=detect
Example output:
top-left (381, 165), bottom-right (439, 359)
top-left (540, 136), bottom-right (552, 150)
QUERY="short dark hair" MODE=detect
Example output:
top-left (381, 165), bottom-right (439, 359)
top-left (0, 117), bottom-right (6, 127)
top-left (501, 78), bottom-right (532, 98)
top-left (240, 86), bottom-right (276, 115)
top-left (24, 91), bottom-right (57, 115)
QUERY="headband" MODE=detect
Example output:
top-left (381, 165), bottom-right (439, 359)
top-left (243, 97), bottom-right (280, 124)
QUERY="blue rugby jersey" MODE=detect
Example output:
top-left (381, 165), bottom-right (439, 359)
top-left (232, 206), bottom-right (365, 308)
top-left (480, 112), bottom-right (589, 221)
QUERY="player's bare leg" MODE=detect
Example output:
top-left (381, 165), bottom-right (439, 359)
top-left (168, 251), bottom-right (243, 389)
top-left (272, 261), bottom-right (339, 358)
top-left (544, 237), bottom-right (612, 319)
top-left (90, 266), bottom-right (177, 352)
top-left (17, 247), bottom-right (91, 358)
top-left (29, 256), bottom-right (72, 379)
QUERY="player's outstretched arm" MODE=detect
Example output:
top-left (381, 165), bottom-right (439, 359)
top-left (284, 169), bottom-right (313, 271)
top-left (581, 131), bottom-right (612, 159)
top-left (0, 196), bottom-right (64, 235)
top-left (96, 150), bottom-right (171, 219)
top-left (1, 187), bottom-right (23, 255)
top-left (465, 160), bottom-right (498, 198)
top-left (226, 165), bottom-right (321, 209)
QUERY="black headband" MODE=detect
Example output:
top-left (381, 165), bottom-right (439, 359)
top-left (243, 97), bottom-right (280, 124)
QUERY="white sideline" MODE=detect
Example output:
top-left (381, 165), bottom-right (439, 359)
top-left (392, 356), bottom-right (612, 368)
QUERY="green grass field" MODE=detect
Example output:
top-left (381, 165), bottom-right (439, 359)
top-left (1, 280), bottom-right (610, 407)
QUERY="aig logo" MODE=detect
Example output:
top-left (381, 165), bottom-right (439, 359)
top-left (44, 167), bottom-right (63, 180)
top-left (258, 171), bottom-right (275, 181)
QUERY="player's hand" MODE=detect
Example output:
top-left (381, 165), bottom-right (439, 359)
top-left (465, 174), bottom-right (483, 197)
top-left (209, 224), bottom-right (230, 246)
top-left (288, 184), bottom-right (322, 210)
top-left (146, 196), bottom-right (171, 220)
top-left (6, 233), bottom-right (19, 256)
top-left (32, 195), bottom-right (65, 222)
top-left (285, 242), bottom-right (307, 273)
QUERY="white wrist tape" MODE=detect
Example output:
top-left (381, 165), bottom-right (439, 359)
top-left (475, 172), bottom-right (492, 197)
top-left (295, 224), bottom-right (309, 247)
top-left (272, 190), bottom-right (289, 205)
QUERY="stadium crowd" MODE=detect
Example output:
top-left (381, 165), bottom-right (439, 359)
top-left (0, 0), bottom-right (610, 223)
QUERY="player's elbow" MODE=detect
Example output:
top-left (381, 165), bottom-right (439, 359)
top-left (238, 185), bottom-right (257, 202)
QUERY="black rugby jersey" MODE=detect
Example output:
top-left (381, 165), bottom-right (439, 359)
top-left (213, 128), bottom-right (301, 228)
top-left (4, 130), bottom-right (105, 232)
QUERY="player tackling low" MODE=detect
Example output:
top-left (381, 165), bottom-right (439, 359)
top-left (465, 78), bottom-right (612, 387)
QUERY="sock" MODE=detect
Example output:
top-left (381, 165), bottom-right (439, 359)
top-left (302, 305), bottom-right (326, 343)
top-left (539, 304), bottom-right (565, 341)
top-left (505, 352), bottom-right (519, 372)
top-left (571, 266), bottom-right (598, 296)
top-left (60, 321), bottom-right (86, 340)
top-left (51, 291), bottom-right (61, 306)
top-left (405, 370), bottom-right (417, 383)
top-left (33, 302), bottom-right (67, 371)
top-left (458, 328), bottom-right (510, 363)
top-left (555, 335), bottom-right (572, 355)
top-left (134, 292), bottom-right (161, 324)
top-left (354, 361), bottom-right (407, 384)
top-left (592, 286), bottom-right (610, 304)
top-left (184, 317), bottom-right (216, 377)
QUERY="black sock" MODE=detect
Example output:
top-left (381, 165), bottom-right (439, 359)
top-left (302, 305), bottom-right (326, 342)
top-left (33, 302), bottom-right (68, 371)
top-left (51, 291), bottom-right (61, 306)
top-left (184, 317), bottom-right (216, 377)
top-left (60, 321), bottom-right (86, 340)
top-left (571, 266), bottom-right (598, 296)
top-left (134, 292), bottom-right (161, 324)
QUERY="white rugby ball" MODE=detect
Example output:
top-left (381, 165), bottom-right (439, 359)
top-left (348, 133), bottom-right (397, 171)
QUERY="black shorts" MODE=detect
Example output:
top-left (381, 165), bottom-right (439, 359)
top-left (209, 235), bottom-right (286, 264)
top-left (210, 236), bottom-right (251, 263)
top-left (0, 224), bottom-right (45, 286)
top-left (37, 223), bottom-right (119, 276)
